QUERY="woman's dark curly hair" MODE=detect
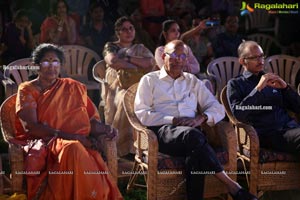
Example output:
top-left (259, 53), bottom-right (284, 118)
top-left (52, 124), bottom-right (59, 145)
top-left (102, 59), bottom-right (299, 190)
top-left (31, 43), bottom-right (65, 65)
top-left (114, 16), bottom-right (135, 36)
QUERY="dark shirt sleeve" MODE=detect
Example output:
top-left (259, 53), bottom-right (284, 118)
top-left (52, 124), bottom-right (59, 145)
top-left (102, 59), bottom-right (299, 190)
top-left (282, 85), bottom-right (300, 113)
top-left (227, 79), bottom-right (264, 122)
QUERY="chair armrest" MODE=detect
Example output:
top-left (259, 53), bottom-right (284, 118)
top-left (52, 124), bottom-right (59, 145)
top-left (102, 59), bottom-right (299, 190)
top-left (8, 143), bottom-right (24, 192)
top-left (2, 78), bottom-right (18, 99)
top-left (100, 137), bottom-right (118, 182)
top-left (215, 121), bottom-right (237, 158)
top-left (235, 122), bottom-right (260, 165)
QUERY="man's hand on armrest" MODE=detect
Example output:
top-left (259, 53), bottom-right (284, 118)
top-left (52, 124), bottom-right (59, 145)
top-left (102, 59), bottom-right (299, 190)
top-left (173, 114), bottom-right (208, 127)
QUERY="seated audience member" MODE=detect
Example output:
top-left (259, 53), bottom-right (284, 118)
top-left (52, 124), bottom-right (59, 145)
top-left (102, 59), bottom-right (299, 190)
top-left (81, 2), bottom-right (114, 57)
top-left (39, 0), bottom-right (78, 45)
top-left (15, 43), bottom-right (122, 200)
top-left (135, 39), bottom-right (257, 200)
top-left (227, 41), bottom-right (300, 154)
top-left (212, 15), bottom-right (244, 58)
top-left (103, 16), bottom-right (155, 156)
top-left (1, 9), bottom-right (34, 64)
top-left (204, 12), bottom-right (225, 42)
top-left (130, 9), bottom-right (156, 53)
top-left (155, 19), bottom-right (200, 74)
top-left (180, 16), bottom-right (214, 73)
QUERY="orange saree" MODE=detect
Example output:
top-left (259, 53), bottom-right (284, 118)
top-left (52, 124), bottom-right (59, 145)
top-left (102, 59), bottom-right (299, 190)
top-left (15, 78), bottom-right (123, 200)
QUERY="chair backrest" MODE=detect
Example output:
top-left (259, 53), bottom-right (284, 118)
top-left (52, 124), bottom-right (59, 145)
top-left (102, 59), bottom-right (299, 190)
top-left (123, 83), bottom-right (149, 151)
top-left (245, 9), bottom-right (279, 36)
top-left (4, 58), bottom-right (35, 85)
top-left (62, 45), bottom-right (101, 80)
top-left (92, 60), bottom-right (106, 84)
top-left (220, 86), bottom-right (239, 125)
top-left (207, 57), bottom-right (243, 99)
top-left (0, 94), bottom-right (17, 142)
top-left (265, 54), bottom-right (300, 89)
top-left (247, 33), bottom-right (282, 56)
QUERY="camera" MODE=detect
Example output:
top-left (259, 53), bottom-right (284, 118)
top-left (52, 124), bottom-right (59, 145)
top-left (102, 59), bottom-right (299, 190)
top-left (205, 20), bottom-right (220, 27)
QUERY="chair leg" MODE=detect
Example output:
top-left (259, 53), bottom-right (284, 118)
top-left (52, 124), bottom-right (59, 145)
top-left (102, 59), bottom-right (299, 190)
top-left (238, 157), bottom-right (250, 187)
top-left (126, 161), bottom-right (139, 192)
top-left (126, 161), bottom-right (147, 192)
top-left (0, 154), bottom-right (3, 194)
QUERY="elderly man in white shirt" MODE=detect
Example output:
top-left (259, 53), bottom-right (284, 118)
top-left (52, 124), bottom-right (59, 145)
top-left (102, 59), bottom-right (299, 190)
top-left (134, 40), bottom-right (257, 200)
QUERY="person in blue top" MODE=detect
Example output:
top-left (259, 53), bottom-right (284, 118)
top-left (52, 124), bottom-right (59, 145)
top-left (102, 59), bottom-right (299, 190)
top-left (227, 40), bottom-right (300, 153)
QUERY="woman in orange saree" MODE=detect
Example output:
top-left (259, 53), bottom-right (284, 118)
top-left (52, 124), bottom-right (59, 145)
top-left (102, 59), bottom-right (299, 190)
top-left (15, 43), bottom-right (123, 200)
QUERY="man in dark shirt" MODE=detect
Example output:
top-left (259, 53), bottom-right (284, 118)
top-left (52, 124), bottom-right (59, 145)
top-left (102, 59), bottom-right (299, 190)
top-left (212, 15), bottom-right (244, 58)
top-left (81, 2), bottom-right (114, 57)
top-left (227, 41), bottom-right (300, 153)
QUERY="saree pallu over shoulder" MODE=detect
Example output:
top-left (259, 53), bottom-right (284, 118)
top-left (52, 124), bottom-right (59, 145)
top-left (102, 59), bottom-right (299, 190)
top-left (15, 78), bottom-right (123, 200)
top-left (16, 78), bottom-right (94, 139)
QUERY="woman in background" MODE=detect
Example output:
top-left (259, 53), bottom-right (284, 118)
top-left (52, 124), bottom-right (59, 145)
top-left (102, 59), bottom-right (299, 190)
top-left (39, 0), bottom-right (77, 45)
top-left (155, 19), bottom-right (199, 74)
top-left (2, 9), bottom-right (34, 64)
top-left (103, 16), bottom-right (155, 156)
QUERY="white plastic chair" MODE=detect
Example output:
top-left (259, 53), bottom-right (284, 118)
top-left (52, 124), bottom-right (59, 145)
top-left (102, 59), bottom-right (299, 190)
top-left (265, 54), bottom-right (300, 89)
top-left (247, 33), bottom-right (284, 56)
top-left (62, 45), bottom-right (101, 90)
top-left (2, 58), bottom-right (34, 99)
top-left (207, 56), bottom-right (243, 100)
top-left (92, 60), bottom-right (108, 121)
top-left (245, 9), bottom-right (279, 37)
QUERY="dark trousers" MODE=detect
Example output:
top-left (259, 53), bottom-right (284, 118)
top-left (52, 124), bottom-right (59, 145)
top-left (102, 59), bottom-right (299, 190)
top-left (148, 125), bottom-right (223, 200)
top-left (259, 127), bottom-right (300, 154)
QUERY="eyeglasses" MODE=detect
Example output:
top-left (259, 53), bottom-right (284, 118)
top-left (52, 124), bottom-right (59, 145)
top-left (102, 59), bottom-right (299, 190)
top-left (119, 26), bottom-right (135, 32)
top-left (40, 61), bottom-right (61, 67)
top-left (165, 52), bottom-right (187, 60)
top-left (244, 54), bottom-right (266, 61)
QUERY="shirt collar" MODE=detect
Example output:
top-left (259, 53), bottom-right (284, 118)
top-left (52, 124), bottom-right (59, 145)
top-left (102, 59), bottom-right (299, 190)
top-left (243, 70), bottom-right (265, 79)
top-left (243, 70), bottom-right (254, 79)
top-left (159, 66), bottom-right (185, 80)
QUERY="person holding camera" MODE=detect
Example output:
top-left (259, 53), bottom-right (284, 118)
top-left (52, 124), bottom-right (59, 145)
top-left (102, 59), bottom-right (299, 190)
top-left (180, 16), bottom-right (214, 73)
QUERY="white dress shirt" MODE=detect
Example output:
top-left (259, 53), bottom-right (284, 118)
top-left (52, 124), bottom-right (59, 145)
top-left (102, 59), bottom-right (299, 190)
top-left (134, 67), bottom-right (225, 126)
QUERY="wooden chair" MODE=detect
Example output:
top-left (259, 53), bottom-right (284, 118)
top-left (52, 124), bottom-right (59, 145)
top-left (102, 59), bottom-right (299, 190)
top-left (62, 45), bottom-right (101, 90)
top-left (123, 83), bottom-right (237, 200)
top-left (0, 94), bottom-right (118, 194)
top-left (265, 54), bottom-right (300, 90)
top-left (245, 9), bottom-right (279, 38)
top-left (220, 86), bottom-right (300, 198)
top-left (92, 60), bottom-right (108, 122)
top-left (207, 56), bottom-right (243, 100)
top-left (2, 58), bottom-right (35, 99)
top-left (247, 33), bottom-right (284, 56)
